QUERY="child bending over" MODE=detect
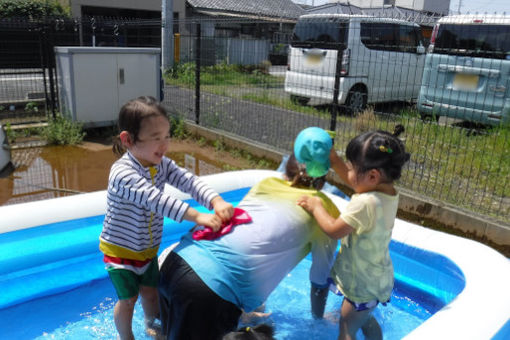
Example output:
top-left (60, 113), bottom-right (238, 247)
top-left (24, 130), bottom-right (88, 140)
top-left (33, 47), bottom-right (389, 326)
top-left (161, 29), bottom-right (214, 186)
top-left (297, 126), bottom-right (410, 340)
top-left (100, 96), bottom-right (233, 340)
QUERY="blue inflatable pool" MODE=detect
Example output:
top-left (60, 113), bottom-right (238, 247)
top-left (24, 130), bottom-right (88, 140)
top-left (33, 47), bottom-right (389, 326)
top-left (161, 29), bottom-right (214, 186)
top-left (0, 170), bottom-right (509, 339)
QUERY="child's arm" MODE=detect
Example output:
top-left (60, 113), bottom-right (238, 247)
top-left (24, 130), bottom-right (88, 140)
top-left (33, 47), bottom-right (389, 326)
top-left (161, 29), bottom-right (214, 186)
top-left (297, 195), bottom-right (354, 239)
top-left (211, 196), bottom-right (234, 222)
top-left (329, 148), bottom-right (351, 188)
top-left (183, 206), bottom-right (222, 232)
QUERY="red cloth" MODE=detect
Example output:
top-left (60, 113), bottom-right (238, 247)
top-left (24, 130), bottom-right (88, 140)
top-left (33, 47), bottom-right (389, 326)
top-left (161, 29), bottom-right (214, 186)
top-left (192, 208), bottom-right (252, 241)
top-left (103, 254), bottom-right (152, 267)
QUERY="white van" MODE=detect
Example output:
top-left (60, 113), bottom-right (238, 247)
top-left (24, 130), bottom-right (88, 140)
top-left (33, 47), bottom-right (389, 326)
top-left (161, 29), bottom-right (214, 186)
top-left (417, 15), bottom-right (510, 126)
top-left (284, 14), bottom-right (426, 112)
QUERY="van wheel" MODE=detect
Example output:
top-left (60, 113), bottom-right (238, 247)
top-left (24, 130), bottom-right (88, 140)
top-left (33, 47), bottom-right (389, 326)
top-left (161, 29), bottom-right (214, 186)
top-left (345, 88), bottom-right (367, 114)
top-left (290, 95), bottom-right (310, 106)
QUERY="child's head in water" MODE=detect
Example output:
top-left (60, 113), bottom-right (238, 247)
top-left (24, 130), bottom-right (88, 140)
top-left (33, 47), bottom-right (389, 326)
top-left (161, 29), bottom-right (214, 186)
top-left (113, 96), bottom-right (170, 167)
top-left (345, 125), bottom-right (410, 194)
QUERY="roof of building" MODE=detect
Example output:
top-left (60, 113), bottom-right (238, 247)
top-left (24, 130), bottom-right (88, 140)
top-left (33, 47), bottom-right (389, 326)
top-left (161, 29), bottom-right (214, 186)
top-left (306, 3), bottom-right (440, 25)
top-left (305, 3), bottom-right (363, 15)
top-left (187, 0), bottom-right (305, 20)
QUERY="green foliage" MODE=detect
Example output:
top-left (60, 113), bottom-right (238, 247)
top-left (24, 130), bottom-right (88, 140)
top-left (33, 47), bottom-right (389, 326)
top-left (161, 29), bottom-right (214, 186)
top-left (24, 101), bottom-right (39, 113)
top-left (3, 122), bottom-right (15, 141)
top-left (213, 139), bottom-right (226, 152)
top-left (42, 114), bottom-right (85, 145)
top-left (164, 62), bottom-right (278, 89)
top-left (169, 115), bottom-right (188, 139)
top-left (0, 0), bottom-right (69, 19)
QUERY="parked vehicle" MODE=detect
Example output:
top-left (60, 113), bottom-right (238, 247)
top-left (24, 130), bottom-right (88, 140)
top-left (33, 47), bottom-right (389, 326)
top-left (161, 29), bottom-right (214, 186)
top-left (284, 14), bottom-right (426, 113)
top-left (417, 15), bottom-right (510, 126)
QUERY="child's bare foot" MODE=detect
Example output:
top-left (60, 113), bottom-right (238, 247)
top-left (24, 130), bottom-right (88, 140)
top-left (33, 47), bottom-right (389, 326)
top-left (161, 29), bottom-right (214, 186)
top-left (146, 325), bottom-right (163, 339)
top-left (145, 318), bottom-right (163, 339)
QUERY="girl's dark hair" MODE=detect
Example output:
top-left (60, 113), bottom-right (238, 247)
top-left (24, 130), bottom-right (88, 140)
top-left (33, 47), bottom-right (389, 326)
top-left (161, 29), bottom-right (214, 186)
top-left (285, 154), bottom-right (326, 190)
top-left (112, 96), bottom-right (168, 156)
top-left (222, 324), bottom-right (275, 340)
top-left (345, 124), bottom-right (410, 181)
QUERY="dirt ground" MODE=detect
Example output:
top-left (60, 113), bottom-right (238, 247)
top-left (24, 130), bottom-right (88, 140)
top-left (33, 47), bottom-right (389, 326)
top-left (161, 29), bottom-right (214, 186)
top-left (80, 134), bottom-right (278, 172)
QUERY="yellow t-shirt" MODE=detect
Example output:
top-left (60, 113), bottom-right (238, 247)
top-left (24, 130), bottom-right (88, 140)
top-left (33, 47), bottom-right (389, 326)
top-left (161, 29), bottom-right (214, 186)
top-left (331, 191), bottom-right (399, 303)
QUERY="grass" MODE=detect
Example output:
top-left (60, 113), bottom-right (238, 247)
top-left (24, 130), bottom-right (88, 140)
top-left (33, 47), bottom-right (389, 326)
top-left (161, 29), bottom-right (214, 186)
top-left (164, 61), bottom-right (279, 89)
top-left (164, 63), bottom-right (509, 222)
top-left (334, 107), bottom-right (510, 221)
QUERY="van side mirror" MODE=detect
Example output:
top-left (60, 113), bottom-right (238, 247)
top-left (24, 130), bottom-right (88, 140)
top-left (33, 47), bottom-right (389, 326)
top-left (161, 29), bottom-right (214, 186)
top-left (417, 45), bottom-right (425, 54)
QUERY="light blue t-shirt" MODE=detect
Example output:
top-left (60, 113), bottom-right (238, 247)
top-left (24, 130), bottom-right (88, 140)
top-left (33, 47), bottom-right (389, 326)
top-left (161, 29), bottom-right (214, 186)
top-left (173, 177), bottom-right (339, 312)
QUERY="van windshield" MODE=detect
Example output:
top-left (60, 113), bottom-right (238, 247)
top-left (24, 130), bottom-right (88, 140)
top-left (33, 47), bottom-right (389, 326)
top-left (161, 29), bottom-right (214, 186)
top-left (291, 19), bottom-right (348, 49)
top-left (434, 24), bottom-right (510, 59)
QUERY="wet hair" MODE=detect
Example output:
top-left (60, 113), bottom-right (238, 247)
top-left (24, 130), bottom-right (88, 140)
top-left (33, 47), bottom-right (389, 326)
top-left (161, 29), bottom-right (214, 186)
top-left (285, 154), bottom-right (326, 191)
top-left (222, 324), bottom-right (275, 340)
top-left (112, 96), bottom-right (169, 156)
top-left (345, 124), bottom-right (410, 182)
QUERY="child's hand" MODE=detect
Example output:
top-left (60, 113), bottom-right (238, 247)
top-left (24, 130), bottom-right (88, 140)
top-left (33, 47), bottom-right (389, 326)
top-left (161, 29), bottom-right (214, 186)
top-left (211, 197), bottom-right (234, 222)
top-left (196, 212), bottom-right (222, 232)
top-left (297, 195), bottom-right (323, 214)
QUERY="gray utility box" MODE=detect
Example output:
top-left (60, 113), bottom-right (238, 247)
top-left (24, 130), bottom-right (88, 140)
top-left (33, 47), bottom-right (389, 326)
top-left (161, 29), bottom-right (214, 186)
top-left (55, 47), bottom-right (161, 128)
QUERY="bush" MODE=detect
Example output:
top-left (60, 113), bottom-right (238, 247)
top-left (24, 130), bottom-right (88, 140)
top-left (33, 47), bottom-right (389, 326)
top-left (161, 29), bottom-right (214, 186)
top-left (169, 115), bottom-right (188, 139)
top-left (0, 0), bottom-right (69, 19)
top-left (42, 114), bottom-right (85, 145)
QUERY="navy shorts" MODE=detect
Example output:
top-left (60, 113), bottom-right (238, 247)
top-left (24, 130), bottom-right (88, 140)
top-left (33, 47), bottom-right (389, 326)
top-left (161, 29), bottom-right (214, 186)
top-left (158, 251), bottom-right (242, 340)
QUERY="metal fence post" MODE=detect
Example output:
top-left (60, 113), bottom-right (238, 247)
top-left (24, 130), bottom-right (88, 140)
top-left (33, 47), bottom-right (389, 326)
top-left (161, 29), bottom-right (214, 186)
top-left (329, 44), bottom-right (342, 133)
top-left (195, 22), bottom-right (201, 124)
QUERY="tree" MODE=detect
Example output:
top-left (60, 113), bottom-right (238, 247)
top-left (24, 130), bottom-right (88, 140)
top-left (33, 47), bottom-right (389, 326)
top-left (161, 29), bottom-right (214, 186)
top-left (0, 0), bottom-right (70, 19)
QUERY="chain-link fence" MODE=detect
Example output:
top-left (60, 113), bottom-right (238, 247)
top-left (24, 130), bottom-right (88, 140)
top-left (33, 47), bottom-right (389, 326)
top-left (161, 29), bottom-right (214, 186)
top-left (0, 15), bottom-right (508, 224)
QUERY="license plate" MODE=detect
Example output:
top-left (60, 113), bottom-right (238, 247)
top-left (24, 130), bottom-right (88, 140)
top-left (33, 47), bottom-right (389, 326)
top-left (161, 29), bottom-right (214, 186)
top-left (453, 74), bottom-right (479, 91)
top-left (305, 54), bottom-right (323, 65)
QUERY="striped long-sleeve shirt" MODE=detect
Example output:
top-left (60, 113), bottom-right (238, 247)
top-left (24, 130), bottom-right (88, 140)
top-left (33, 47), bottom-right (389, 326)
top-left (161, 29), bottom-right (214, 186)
top-left (99, 151), bottom-right (219, 265)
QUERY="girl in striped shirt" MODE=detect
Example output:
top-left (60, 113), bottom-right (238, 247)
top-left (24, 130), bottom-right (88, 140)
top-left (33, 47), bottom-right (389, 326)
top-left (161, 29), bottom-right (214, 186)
top-left (100, 96), bottom-right (233, 340)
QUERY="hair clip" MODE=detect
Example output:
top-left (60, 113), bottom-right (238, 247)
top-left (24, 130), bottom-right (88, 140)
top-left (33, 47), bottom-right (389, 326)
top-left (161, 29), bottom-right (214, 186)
top-left (379, 145), bottom-right (393, 154)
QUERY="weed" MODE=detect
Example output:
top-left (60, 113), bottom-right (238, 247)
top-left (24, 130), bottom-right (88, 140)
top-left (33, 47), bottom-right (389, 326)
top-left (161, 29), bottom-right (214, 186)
top-left (213, 139), bottom-right (226, 152)
top-left (169, 115), bottom-right (188, 139)
top-left (354, 107), bottom-right (377, 133)
top-left (24, 101), bottom-right (39, 113)
top-left (42, 114), bottom-right (85, 145)
top-left (196, 136), bottom-right (207, 146)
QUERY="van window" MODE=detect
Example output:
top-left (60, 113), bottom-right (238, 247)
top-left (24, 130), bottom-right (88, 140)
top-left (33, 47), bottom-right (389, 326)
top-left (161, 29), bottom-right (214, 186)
top-left (361, 23), bottom-right (421, 52)
top-left (399, 25), bottom-right (422, 52)
top-left (434, 24), bottom-right (510, 59)
top-left (361, 23), bottom-right (397, 51)
top-left (291, 19), bottom-right (348, 49)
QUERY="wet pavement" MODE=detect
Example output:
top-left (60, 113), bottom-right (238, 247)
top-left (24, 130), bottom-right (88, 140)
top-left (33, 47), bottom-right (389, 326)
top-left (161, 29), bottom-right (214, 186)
top-left (0, 142), bottom-right (226, 206)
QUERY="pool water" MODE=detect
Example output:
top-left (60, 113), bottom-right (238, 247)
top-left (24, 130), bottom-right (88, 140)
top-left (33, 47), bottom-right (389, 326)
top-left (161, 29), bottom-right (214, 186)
top-left (0, 256), bottom-right (431, 340)
top-left (0, 187), bottom-right (462, 339)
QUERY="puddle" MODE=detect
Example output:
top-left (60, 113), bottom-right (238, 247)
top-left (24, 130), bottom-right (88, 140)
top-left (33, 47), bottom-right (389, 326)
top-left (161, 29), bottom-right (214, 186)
top-left (0, 143), bottom-right (224, 206)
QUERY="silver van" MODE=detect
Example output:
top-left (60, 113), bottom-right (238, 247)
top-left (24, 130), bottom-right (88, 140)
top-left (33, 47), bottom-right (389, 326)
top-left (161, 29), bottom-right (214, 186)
top-left (417, 15), bottom-right (510, 126)
top-left (284, 14), bottom-right (426, 112)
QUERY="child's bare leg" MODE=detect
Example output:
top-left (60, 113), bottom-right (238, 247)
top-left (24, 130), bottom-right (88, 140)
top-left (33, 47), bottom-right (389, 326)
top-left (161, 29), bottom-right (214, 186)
top-left (337, 300), bottom-right (376, 340)
top-left (114, 296), bottom-right (137, 340)
top-left (361, 315), bottom-right (382, 340)
top-left (140, 285), bottom-right (160, 336)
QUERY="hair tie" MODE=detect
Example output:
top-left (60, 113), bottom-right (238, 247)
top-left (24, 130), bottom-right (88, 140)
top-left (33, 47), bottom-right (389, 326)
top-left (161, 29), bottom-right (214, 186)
top-left (245, 327), bottom-right (251, 332)
top-left (379, 145), bottom-right (393, 154)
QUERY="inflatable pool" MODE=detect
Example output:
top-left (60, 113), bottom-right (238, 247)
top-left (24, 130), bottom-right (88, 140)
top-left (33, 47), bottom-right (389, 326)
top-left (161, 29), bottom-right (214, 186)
top-left (0, 170), bottom-right (509, 339)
